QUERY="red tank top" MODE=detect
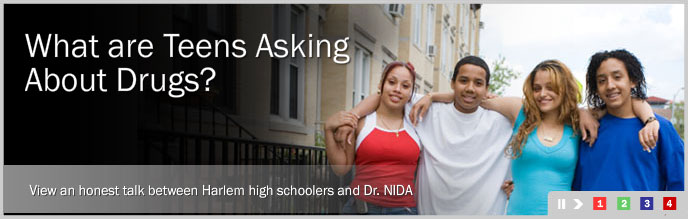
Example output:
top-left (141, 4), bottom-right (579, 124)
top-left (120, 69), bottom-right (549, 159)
top-left (349, 113), bottom-right (420, 207)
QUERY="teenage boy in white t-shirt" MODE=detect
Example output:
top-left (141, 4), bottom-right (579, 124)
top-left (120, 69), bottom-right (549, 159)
top-left (334, 56), bottom-right (512, 214)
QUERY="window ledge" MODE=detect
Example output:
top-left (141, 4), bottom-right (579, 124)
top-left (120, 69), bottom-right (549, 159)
top-left (269, 116), bottom-right (309, 135)
top-left (413, 43), bottom-right (423, 53)
top-left (426, 54), bottom-right (434, 62)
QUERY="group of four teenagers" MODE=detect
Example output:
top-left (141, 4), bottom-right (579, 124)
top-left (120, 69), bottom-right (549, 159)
top-left (324, 49), bottom-right (684, 215)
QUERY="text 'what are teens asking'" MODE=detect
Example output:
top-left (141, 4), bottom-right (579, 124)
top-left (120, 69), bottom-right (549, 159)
top-left (23, 33), bottom-right (350, 98)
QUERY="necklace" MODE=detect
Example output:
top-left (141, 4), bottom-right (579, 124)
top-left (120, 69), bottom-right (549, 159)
top-left (539, 122), bottom-right (561, 143)
top-left (378, 114), bottom-right (403, 137)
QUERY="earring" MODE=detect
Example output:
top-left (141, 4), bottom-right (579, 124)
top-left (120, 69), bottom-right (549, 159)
top-left (377, 89), bottom-right (381, 94)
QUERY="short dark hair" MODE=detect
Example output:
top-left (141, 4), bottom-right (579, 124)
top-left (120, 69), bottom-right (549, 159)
top-left (585, 49), bottom-right (647, 109)
top-left (452, 56), bottom-right (490, 85)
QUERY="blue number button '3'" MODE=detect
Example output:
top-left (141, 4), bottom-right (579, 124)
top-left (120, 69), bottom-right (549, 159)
top-left (640, 197), bottom-right (653, 210)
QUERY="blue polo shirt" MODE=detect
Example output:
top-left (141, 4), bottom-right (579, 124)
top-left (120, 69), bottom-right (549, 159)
top-left (572, 113), bottom-right (684, 191)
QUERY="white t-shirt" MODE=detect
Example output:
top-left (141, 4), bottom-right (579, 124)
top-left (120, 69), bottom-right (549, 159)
top-left (410, 101), bottom-right (512, 215)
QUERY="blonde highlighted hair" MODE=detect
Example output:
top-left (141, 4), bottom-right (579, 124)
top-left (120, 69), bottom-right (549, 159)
top-left (507, 60), bottom-right (581, 159)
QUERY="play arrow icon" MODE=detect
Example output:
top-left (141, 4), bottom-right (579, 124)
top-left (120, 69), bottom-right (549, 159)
top-left (574, 198), bottom-right (583, 210)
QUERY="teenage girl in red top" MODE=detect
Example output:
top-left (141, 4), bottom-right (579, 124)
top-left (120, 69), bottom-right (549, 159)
top-left (325, 61), bottom-right (421, 215)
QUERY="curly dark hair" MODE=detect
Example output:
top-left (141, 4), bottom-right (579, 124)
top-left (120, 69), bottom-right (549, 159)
top-left (585, 49), bottom-right (647, 109)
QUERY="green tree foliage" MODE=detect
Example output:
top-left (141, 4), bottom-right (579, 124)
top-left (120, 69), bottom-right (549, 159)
top-left (672, 101), bottom-right (684, 140)
top-left (489, 55), bottom-right (521, 95)
top-left (315, 131), bottom-right (326, 147)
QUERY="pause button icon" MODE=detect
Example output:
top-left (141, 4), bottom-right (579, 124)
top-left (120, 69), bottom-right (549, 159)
top-left (558, 199), bottom-right (566, 209)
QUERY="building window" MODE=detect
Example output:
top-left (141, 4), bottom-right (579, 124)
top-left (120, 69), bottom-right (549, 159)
top-left (173, 5), bottom-right (237, 113)
top-left (382, 4), bottom-right (404, 23)
top-left (461, 4), bottom-right (470, 54)
top-left (270, 5), bottom-right (305, 122)
top-left (448, 4), bottom-right (456, 19)
top-left (468, 10), bottom-right (475, 53)
top-left (413, 5), bottom-right (422, 48)
top-left (353, 46), bottom-right (371, 107)
top-left (206, 5), bottom-right (224, 34)
top-left (425, 4), bottom-right (435, 56)
top-left (449, 37), bottom-right (454, 77)
top-left (440, 27), bottom-right (448, 79)
top-left (424, 80), bottom-right (433, 94)
top-left (270, 58), bottom-right (280, 115)
top-left (440, 26), bottom-right (454, 79)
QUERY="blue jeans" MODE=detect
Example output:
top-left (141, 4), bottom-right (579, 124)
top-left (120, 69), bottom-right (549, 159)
top-left (341, 197), bottom-right (418, 215)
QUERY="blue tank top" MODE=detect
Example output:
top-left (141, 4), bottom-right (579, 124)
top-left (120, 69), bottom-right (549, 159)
top-left (506, 108), bottom-right (579, 215)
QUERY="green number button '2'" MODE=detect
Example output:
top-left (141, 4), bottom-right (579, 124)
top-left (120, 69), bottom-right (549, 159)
top-left (617, 197), bottom-right (631, 210)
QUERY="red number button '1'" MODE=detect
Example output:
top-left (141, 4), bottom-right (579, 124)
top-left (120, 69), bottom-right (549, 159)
top-left (663, 197), bottom-right (677, 210)
top-left (593, 197), bottom-right (606, 210)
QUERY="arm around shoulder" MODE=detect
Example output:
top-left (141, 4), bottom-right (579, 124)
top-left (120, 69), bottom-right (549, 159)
top-left (350, 94), bottom-right (381, 119)
top-left (480, 97), bottom-right (522, 124)
top-left (633, 99), bottom-right (661, 151)
top-left (324, 113), bottom-right (357, 176)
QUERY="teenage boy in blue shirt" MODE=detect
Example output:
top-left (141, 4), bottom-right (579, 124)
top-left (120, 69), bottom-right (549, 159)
top-left (573, 49), bottom-right (684, 191)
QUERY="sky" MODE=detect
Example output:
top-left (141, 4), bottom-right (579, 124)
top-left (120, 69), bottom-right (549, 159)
top-left (479, 4), bottom-right (684, 103)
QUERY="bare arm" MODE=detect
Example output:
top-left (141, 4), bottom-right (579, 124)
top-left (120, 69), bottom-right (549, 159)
top-left (352, 92), bottom-right (453, 127)
top-left (408, 92), bottom-right (452, 126)
top-left (586, 98), bottom-right (653, 122)
top-left (350, 94), bottom-right (381, 120)
top-left (480, 97), bottom-right (523, 125)
top-left (429, 92), bottom-right (453, 103)
top-left (584, 99), bottom-right (658, 151)
top-left (350, 91), bottom-right (453, 116)
top-left (578, 108), bottom-right (600, 145)
top-left (633, 99), bottom-right (656, 123)
top-left (633, 99), bottom-right (659, 152)
top-left (588, 108), bottom-right (607, 120)
top-left (324, 114), bottom-right (357, 176)
top-left (337, 95), bottom-right (381, 145)
top-left (501, 180), bottom-right (514, 200)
